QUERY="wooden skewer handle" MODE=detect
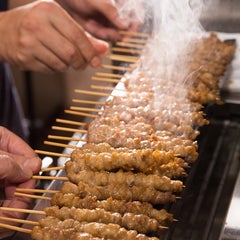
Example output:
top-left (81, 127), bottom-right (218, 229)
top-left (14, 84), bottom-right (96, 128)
top-left (0, 207), bottom-right (45, 215)
top-left (0, 223), bottom-right (32, 234)
top-left (0, 216), bottom-right (39, 226)
top-left (35, 150), bottom-right (70, 158)
top-left (16, 188), bottom-right (59, 194)
top-left (32, 175), bottom-right (68, 181)
top-left (14, 192), bottom-right (51, 201)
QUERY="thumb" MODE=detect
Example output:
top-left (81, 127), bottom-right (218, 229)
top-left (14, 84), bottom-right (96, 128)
top-left (88, 34), bottom-right (109, 55)
top-left (86, 34), bottom-right (109, 68)
top-left (0, 154), bottom-right (35, 183)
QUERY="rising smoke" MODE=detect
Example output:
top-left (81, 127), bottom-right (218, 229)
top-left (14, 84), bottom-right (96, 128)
top-left (116, 0), bottom-right (207, 84)
top-left (116, 0), bottom-right (209, 128)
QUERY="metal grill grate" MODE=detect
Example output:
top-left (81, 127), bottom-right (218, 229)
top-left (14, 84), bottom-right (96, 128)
top-left (161, 103), bottom-right (240, 240)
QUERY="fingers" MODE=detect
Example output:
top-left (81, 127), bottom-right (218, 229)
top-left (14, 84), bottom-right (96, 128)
top-left (40, 2), bottom-right (108, 69)
top-left (0, 151), bottom-right (41, 238)
top-left (0, 126), bottom-right (36, 157)
top-left (90, 0), bottom-right (130, 29)
top-left (0, 152), bottom-right (41, 183)
top-left (2, 1), bottom-right (108, 72)
top-left (0, 179), bottom-right (36, 238)
top-left (0, 151), bottom-right (41, 237)
top-left (85, 20), bottom-right (122, 41)
top-left (87, 34), bottom-right (109, 67)
top-left (0, 126), bottom-right (42, 180)
top-left (45, 4), bottom-right (98, 68)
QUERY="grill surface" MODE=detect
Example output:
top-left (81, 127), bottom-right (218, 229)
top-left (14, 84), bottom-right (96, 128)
top-left (160, 103), bottom-right (240, 240)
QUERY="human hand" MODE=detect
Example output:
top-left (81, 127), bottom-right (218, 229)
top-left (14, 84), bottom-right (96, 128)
top-left (0, 0), bottom-right (109, 73)
top-left (0, 127), bottom-right (42, 238)
top-left (56, 0), bottom-right (141, 41)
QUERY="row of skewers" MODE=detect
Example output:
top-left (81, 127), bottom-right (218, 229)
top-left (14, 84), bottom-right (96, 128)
top-left (0, 31), bottom-right (236, 240)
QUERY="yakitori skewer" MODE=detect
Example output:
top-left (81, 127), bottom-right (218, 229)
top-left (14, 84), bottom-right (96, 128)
top-left (51, 126), bottom-right (88, 134)
top-left (14, 192), bottom-right (51, 201)
top-left (72, 99), bottom-right (105, 106)
top-left (90, 84), bottom-right (117, 92)
top-left (91, 76), bottom-right (120, 83)
top-left (56, 118), bottom-right (87, 127)
top-left (41, 166), bottom-right (64, 172)
top-left (0, 223), bottom-right (31, 234)
top-left (106, 54), bottom-right (138, 63)
top-left (112, 47), bottom-right (142, 54)
top-left (115, 42), bottom-right (145, 49)
top-left (0, 208), bottom-right (169, 237)
top-left (69, 106), bottom-right (101, 113)
top-left (74, 89), bottom-right (110, 97)
top-left (95, 72), bottom-right (123, 79)
top-left (43, 141), bottom-right (77, 149)
top-left (35, 150), bottom-right (70, 158)
top-left (0, 207), bottom-right (45, 215)
top-left (0, 216), bottom-right (39, 226)
top-left (102, 64), bottom-right (132, 72)
top-left (14, 188), bottom-right (59, 199)
top-left (16, 188), bottom-right (59, 194)
top-left (31, 176), bottom-right (68, 181)
top-left (48, 135), bottom-right (87, 142)
top-left (64, 110), bottom-right (98, 118)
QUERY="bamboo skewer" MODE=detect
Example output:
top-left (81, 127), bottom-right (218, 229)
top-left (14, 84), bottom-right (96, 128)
top-left (32, 175), bottom-right (68, 181)
top-left (91, 85), bottom-right (115, 92)
top-left (90, 85), bottom-right (126, 94)
top-left (70, 106), bottom-right (101, 113)
top-left (48, 135), bottom-right (87, 142)
top-left (44, 141), bottom-right (77, 149)
top-left (16, 188), bottom-right (59, 194)
top-left (115, 42), bottom-right (144, 49)
top-left (118, 30), bottom-right (150, 38)
top-left (52, 126), bottom-right (88, 133)
top-left (112, 47), bottom-right (142, 54)
top-left (91, 76), bottom-right (120, 84)
top-left (0, 219), bottom-right (168, 233)
top-left (106, 54), bottom-right (138, 63)
top-left (0, 215), bottom-right (169, 233)
top-left (0, 223), bottom-right (32, 234)
top-left (0, 207), bottom-right (45, 215)
top-left (72, 99), bottom-right (105, 105)
top-left (74, 89), bottom-right (110, 97)
top-left (65, 110), bottom-right (98, 118)
top-left (95, 72), bottom-right (123, 79)
top-left (102, 64), bottom-right (132, 72)
top-left (56, 118), bottom-right (87, 127)
top-left (35, 150), bottom-right (70, 158)
top-left (41, 166), bottom-right (64, 172)
top-left (0, 216), bottom-right (39, 226)
top-left (14, 192), bottom-right (52, 201)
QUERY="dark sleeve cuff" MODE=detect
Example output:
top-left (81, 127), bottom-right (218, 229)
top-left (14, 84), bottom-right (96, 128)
top-left (0, 0), bottom-right (8, 11)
